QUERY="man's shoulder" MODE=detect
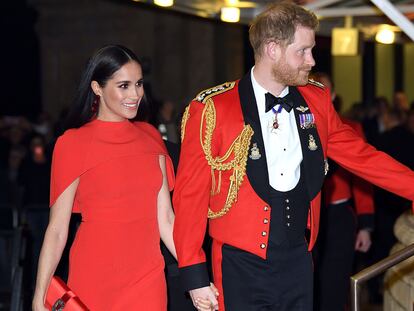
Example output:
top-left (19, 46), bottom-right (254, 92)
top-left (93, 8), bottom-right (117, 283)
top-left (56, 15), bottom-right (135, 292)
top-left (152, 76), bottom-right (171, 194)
top-left (307, 79), bottom-right (325, 89)
top-left (297, 79), bottom-right (327, 98)
top-left (194, 81), bottom-right (237, 104)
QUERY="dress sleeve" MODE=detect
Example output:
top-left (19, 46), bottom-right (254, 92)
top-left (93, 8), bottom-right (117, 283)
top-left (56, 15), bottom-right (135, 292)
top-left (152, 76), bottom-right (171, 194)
top-left (163, 152), bottom-right (175, 192)
top-left (49, 131), bottom-right (84, 212)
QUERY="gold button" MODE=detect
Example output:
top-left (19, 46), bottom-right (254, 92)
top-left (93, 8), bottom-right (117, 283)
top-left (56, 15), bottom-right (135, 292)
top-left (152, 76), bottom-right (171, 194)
top-left (262, 231), bottom-right (267, 236)
top-left (264, 206), bottom-right (269, 211)
top-left (285, 199), bottom-right (290, 203)
top-left (260, 243), bottom-right (266, 249)
top-left (263, 218), bottom-right (269, 224)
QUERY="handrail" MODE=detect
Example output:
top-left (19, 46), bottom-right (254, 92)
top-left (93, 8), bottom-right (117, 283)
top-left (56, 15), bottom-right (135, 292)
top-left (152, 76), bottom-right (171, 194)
top-left (351, 243), bottom-right (414, 311)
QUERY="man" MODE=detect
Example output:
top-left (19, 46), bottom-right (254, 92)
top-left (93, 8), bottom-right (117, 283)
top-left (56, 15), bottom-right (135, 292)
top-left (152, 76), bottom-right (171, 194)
top-left (173, 2), bottom-right (414, 311)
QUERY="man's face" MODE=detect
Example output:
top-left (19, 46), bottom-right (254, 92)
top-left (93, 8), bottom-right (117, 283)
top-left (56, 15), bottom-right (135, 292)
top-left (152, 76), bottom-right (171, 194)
top-left (272, 25), bottom-right (316, 86)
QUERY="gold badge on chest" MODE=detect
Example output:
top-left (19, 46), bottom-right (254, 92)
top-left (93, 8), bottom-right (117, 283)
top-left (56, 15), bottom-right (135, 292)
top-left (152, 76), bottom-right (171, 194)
top-left (308, 134), bottom-right (318, 151)
top-left (249, 143), bottom-right (262, 160)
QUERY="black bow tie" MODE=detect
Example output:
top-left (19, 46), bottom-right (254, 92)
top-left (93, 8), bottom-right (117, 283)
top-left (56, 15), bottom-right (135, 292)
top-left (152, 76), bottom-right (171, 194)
top-left (265, 92), bottom-right (293, 113)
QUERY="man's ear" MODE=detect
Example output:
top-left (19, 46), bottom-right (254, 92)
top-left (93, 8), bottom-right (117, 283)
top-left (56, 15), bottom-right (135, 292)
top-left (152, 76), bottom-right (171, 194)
top-left (91, 81), bottom-right (102, 96)
top-left (265, 41), bottom-right (281, 61)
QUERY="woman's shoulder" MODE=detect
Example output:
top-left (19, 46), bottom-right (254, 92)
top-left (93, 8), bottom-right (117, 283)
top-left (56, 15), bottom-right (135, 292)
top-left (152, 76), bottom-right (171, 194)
top-left (54, 125), bottom-right (92, 151)
top-left (133, 121), bottom-right (167, 153)
top-left (133, 121), bottom-right (163, 140)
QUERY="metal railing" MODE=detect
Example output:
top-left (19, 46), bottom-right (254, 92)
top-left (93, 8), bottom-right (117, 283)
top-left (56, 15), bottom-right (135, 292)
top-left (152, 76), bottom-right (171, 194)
top-left (351, 243), bottom-right (414, 311)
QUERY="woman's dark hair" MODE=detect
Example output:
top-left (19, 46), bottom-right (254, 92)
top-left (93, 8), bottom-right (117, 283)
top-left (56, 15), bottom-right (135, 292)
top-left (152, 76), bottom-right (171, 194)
top-left (64, 45), bottom-right (142, 129)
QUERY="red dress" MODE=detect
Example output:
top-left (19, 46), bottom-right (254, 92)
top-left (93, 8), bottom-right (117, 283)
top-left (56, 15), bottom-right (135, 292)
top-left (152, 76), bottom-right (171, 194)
top-left (50, 119), bottom-right (174, 310)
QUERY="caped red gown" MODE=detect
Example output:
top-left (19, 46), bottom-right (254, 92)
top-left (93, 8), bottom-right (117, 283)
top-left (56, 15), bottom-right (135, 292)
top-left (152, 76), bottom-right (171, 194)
top-left (50, 119), bottom-right (175, 310)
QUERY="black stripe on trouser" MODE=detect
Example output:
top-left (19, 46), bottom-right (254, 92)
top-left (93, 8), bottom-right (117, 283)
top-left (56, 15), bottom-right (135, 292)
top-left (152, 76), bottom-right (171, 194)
top-left (221, 241), bottom-right (313, 311)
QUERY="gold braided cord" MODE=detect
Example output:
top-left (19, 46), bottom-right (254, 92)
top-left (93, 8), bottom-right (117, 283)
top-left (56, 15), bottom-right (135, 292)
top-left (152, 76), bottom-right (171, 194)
top-left (199, 99), bottom-right (254, 219)
top-left (195, 81), bottom-right (236, 104)
top-left (180, 105), bottom-right (190, 143)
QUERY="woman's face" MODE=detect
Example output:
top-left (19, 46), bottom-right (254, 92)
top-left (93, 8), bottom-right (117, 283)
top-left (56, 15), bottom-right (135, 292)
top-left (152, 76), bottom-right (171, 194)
top-left (92, 61), bottom-right (144, 122)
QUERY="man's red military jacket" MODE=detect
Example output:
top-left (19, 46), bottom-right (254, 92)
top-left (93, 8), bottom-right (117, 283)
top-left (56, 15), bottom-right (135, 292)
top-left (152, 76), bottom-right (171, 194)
top-left (173, 73), bottom-right (414, 282)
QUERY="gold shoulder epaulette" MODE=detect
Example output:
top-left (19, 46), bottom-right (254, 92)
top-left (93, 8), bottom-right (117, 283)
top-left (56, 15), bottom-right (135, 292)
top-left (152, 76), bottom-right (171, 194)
top-left (308, 79), bottom-right (324, 89)
top-left (195, 81), bottom-right (236, 104)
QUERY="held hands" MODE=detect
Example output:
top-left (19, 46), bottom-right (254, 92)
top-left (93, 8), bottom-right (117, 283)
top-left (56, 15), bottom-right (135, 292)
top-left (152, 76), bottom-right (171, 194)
top-left (189, 283), bottom-right (219, 310)
top-left (355, 229), bottom-right (372, 253)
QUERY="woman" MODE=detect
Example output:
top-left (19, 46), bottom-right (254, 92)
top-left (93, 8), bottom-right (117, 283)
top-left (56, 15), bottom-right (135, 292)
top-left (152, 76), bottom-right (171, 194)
top-left (32, 45), bottom-right (213, 310)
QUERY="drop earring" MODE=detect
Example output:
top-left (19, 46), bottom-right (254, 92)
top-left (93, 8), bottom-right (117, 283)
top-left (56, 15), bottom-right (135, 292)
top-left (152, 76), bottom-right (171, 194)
top-left (92, 95), bottom-right (100, 114)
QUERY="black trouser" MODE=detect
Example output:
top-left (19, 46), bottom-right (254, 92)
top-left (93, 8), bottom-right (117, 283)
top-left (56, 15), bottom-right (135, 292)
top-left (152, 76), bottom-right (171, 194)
top-left (314, 202), bottom-right (356, 311)
top-left (222, 240), bottom-right (313, 311)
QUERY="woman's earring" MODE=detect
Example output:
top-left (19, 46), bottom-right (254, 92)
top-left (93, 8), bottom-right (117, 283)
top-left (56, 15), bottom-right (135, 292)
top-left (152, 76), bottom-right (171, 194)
top-left (92, 95), bottom-right (100, 113)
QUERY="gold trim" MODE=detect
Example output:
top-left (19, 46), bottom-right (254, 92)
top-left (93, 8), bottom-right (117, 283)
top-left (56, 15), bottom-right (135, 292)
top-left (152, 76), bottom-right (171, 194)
top-left (180, 105), bottom-right (190, 143)
top-left (308, 79), bottom-right (325, 89)
top-left (195, 81), bottom-right (236, 104)
top-left (199, 98), bottom-right (254, 219)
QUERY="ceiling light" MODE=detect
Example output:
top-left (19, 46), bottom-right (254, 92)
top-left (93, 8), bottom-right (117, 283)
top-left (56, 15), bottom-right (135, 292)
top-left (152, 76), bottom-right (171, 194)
top-left (154, 0), bottom-right (173, 7)
top-left (225, 0), bottom-right (239, 5)
top-left (375, 25), bottom-right (395, 44)
top-left (221, 7), bottom-right (240, 23)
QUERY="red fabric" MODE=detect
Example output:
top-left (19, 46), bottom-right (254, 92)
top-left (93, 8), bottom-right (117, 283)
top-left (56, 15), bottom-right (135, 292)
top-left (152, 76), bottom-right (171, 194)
top-left (324, 118), bottom-right (374, 215)
top-left (50, 119), bottom-right (174, 310)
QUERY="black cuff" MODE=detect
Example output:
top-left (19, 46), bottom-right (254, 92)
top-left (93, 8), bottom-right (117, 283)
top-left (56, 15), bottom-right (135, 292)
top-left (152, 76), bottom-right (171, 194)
top-left (358, 214), bottom-right (374, 231)
top-left (179, 262), bottom-right (210, 291)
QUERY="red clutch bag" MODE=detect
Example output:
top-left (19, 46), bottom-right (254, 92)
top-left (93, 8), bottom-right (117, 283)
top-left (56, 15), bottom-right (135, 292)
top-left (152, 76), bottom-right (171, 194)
top-left (45, 276), bottom-right (89, 311)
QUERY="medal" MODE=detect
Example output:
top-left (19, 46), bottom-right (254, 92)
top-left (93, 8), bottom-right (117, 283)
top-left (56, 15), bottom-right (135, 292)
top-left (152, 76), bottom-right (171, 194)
top-left (299, 113), bottom-right (316, 129)
top-left (272, 118), bottom-right (279, 130)
top-left (308, 134), bottom-right (318, 151)
top-left (270, 105), bottom-right (283, 133)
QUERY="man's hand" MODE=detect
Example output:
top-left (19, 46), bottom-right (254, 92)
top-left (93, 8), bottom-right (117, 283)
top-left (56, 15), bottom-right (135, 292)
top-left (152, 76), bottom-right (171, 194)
top-left (189, 285), bottom-right (219, 310)
top-left (355, 229), bottom-right (372, 252)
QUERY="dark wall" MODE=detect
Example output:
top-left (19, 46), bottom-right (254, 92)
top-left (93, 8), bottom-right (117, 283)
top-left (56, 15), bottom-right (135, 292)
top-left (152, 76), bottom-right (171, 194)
top-left (3, 0), bottom-right (338, 120)
top-left (0, 1), bottom-right (41, 118)
top-left (32, 0), bottom-right (245, 119)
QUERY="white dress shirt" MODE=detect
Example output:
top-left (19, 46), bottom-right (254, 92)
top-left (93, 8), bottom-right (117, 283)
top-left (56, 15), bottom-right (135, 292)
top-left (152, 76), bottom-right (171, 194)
top-left (251, 68), bottom-right (303, 192)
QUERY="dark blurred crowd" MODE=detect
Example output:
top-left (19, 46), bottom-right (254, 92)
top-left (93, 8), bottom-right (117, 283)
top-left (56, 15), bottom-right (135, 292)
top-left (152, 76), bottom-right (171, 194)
top-left (325, 89), bottom-right (414, 305)
top-left (0, 111), bottom-right (66, 308)
top-left (0, 112), bottom-right (56, 208)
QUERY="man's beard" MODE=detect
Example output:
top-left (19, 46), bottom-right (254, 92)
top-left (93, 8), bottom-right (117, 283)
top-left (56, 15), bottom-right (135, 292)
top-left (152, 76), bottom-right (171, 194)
top-left (271, 60), bottom-right (311, 87)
